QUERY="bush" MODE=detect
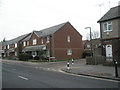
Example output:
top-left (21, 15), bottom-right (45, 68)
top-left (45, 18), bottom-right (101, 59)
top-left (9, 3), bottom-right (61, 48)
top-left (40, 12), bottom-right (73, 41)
top-left (19, 53), bottom-right (31, 61)
top-left (34, 56), bottom-right (39, 60)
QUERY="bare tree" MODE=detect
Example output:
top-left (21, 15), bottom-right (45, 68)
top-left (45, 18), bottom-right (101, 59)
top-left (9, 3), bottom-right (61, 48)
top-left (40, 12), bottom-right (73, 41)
top-left (86, 30), bottom-right (100, 40)
top-left (92, 30), bottom-right (100, 39)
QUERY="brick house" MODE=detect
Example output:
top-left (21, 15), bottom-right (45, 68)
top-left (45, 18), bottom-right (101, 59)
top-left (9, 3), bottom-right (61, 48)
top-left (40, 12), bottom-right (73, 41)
top-left (82, 38), bottom-right (101, 58)
top-left (98, 5), bottom-right (120, 62)
top-left (2, 22), bottom-right (83, 60)
top-left (2, 33), bottom-right (30, 58)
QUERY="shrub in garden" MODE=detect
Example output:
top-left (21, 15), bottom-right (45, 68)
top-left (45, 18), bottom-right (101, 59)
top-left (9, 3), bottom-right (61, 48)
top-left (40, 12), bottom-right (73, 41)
top-left (19, 53), bottom-right (31, 61)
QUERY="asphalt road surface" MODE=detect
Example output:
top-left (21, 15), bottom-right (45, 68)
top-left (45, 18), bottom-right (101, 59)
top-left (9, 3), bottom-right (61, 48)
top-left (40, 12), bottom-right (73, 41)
top-left (2, 62), bottom-right (119, 88)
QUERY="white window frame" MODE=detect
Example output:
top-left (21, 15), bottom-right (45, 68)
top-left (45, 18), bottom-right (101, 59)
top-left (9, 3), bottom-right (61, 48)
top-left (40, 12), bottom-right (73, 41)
top-left (67, 49), bottom-right (72, 55)
top-left (67, 35), bottom-right (71, 42)
top-left (33, 39), bottom-right (37, 45)
top-left (15, 43), bottom-right (17, 48)
top-left (41, 39), bottom-right (43, 44)
top-left (15, 52), bottom-right (17, 56)
top-left (46, 36), bottom-right (50, 43)
top-left (87, 44), bottom-right (90, 48)
top-left (46, 50), bottom-right (50, 57)
top-left (27, 41), bottom-right (29, 46)
top-left (23, 41), bottom-right (26, 46)
top-left (103, 22), bottom-right (112, 32)
top-left (7, 45), bottom-right (9, 49)
top-left (4, 46), bottom-right (6, 49)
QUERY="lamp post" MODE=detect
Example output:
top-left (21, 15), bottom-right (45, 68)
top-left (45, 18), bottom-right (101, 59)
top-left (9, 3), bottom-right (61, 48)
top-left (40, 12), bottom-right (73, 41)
top-left (85, 27), bottom-right (93, 57)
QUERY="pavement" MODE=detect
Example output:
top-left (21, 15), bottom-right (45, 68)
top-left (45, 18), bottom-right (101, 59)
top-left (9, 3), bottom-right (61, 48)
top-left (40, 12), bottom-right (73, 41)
top-left (2, 59), bottom-right (120, 81)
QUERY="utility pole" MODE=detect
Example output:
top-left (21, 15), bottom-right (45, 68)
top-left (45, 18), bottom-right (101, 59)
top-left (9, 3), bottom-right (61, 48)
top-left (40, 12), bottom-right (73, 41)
top-left (85, 27), bottom-right (93, 57)
top-left (96, 3), bottom-right (104, 17)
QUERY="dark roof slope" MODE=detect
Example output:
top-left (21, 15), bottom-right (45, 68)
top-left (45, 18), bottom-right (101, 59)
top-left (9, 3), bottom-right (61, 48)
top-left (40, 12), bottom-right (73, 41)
top-left (98, 5), bottom-right (120, 22)
top-left (35, 22), bottom-right (67, 37)
top-left (3, 34), bottom-right (28, 46)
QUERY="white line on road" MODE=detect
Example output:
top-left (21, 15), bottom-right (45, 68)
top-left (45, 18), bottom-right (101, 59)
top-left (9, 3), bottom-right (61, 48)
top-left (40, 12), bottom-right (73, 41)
top-left (18, 76), bottom-right (28, 80)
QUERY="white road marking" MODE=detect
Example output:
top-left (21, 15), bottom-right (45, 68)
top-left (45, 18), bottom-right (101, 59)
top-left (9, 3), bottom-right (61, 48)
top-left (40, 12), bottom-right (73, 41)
top-left (18, 76), bottom-right (28, 80)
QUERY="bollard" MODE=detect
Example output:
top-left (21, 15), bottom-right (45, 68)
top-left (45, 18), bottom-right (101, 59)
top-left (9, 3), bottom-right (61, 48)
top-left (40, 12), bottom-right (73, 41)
top-left (72, 59), bottom-right (74, 64)
top-left (67, 61), bottom-right (70, 70)
top-left (114, 60), bottom-right (118, 77)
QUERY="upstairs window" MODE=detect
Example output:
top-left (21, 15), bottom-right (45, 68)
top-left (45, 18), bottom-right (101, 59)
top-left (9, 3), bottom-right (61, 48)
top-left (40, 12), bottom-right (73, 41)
top-left (15, 43), bottom-right (17, 48)
top-left (67, 36), bottom-right (71, 42)
top-left (27, 41), bottom-right (29, 46)
top-left (103, 22), bottom-right (112, 32)
top-left (41, 38), bottom-right (43, 44)
top-left (7, 45), bottom-right (9, 49)
top-left (23, 41), bottom-right (26, 46)
top-left (46, 36), bottom-right (50, 43)
top-left (33, 39), bottom-right (37, 45)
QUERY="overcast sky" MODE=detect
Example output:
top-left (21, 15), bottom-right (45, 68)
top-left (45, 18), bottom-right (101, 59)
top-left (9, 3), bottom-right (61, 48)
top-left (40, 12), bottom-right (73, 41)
top-left (0, 0), bottom-right (119, 41)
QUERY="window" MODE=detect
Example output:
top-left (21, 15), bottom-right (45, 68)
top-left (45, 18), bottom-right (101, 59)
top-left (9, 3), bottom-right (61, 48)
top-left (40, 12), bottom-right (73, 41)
top-left (67, 49), bottom-right (72, 55)
top-left (15, 52), bottom-right (17, 56)
top-left (4, 46), bottom-right (6, 49)
top-left (46, 36), bottom-right (50, 43)
top-left (103, 22), bottom-right (112, 32)
top-left (33, 39), bottom-right (37, 45)
top-left (87, 44), bottom-right (90, 48)
top-left (46, 50), bottom-right (50, 57)
top-left (7, 45), bottom-right (9, 49)
top-left (7, 52), bottom-right (9, 56)
top-left (23, 41), bottom-right (26, 46)
top-left (15, 43), bottom-right (17, 48)
top-left (67, 36), bottom-right (71, 42)
top-left (41, 39), bottom-right (43, 44)
top-left (27, 41), bottom-right (29, 46)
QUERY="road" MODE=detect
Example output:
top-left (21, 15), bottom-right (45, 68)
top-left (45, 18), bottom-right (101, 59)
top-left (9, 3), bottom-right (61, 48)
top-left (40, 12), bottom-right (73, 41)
top-left (2, 62), bottom-right (119, 88)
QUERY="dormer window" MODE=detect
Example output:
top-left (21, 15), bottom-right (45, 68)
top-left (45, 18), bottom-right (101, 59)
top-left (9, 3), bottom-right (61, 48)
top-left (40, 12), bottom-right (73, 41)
top-left (33, 39), bottom-right (37, 45)
top-left (103, 22), bottom-right (112, 32)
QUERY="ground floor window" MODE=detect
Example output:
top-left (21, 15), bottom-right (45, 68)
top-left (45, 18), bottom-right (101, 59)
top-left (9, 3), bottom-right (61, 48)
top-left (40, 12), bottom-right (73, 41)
top-left (7, 52), bottom-right (9, 57)
top-left (15, 52), bottom-right (17, 56)
top-left (67, 49), bottom-right (72, 55)
top-left (46, 50), bottom-right (50, 57)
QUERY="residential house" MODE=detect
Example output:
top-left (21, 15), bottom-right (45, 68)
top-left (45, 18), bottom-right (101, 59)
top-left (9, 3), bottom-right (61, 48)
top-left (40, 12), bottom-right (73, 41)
top-left (2, 34), bottom-right (30, 59)
top-left (98, 5), bottom-right (120, 62)
top-left (82, 38), bottom-right (101, 58)
top-left (0, 42), bottom-right (2, 58)
top-left (2, 22), bottom-right (83, 60)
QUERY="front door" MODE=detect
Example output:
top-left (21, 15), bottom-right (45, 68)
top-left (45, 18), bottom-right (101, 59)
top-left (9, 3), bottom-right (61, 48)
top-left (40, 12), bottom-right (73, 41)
top-left (105, 44), bottom-right (112, 61)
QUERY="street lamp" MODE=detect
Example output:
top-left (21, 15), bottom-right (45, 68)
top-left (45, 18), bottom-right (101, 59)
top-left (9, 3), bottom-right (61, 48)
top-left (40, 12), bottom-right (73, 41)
top-left (85, 27), bottom-right (93, 57)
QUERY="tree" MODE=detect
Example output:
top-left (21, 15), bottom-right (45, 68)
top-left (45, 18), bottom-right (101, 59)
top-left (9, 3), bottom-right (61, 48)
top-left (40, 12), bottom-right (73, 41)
top-left (86, 30), bottom-right (100, 40)
top-left (3, 37), bottom-right (6, 42)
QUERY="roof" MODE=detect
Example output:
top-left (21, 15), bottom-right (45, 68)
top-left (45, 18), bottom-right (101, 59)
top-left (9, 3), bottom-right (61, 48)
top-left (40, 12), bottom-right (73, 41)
top-left (35, 22), bottom-right (67, 37)
top-left (22, 45), bottom-right (46, 52)
top-left (2, 34), bottom-right (29, 46)
top-left (98, 5), bottom-right (120, 22)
